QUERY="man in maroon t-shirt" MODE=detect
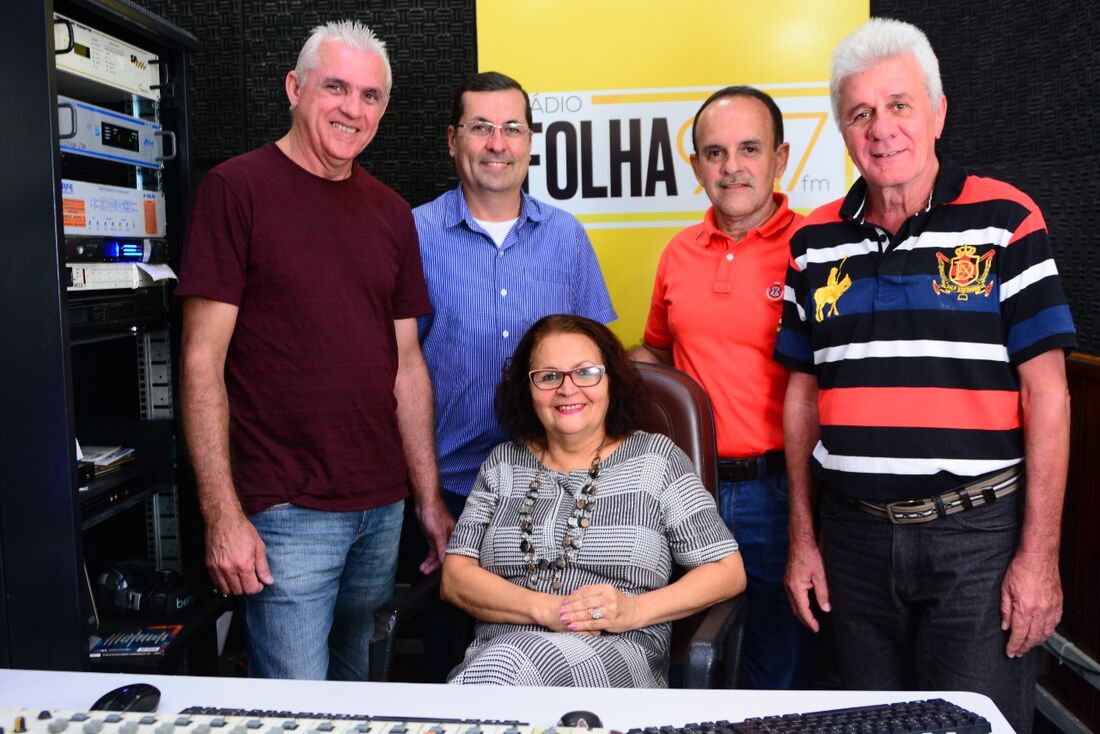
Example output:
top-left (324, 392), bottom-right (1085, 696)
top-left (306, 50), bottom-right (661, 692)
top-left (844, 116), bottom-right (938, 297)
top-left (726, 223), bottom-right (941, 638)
top-left (177, 20), bottom-right (453, 680)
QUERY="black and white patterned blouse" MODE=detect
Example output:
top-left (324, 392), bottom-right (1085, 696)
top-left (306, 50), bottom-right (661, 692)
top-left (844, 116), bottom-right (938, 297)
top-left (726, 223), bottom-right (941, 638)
top-left (446, 430), bottom-right (739, 687)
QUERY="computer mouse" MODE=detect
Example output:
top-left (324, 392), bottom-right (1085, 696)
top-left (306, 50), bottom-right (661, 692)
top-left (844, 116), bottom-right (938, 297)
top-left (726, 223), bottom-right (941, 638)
top-left (558, 710), bottom-right (603, 729)
top-left (90, 682), bottom-right (161, 712)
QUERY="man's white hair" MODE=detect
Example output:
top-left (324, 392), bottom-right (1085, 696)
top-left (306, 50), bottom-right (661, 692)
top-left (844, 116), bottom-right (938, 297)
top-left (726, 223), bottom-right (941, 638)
top-left (295, 20), bottom-right (392, 97)
top-left (830, 17), bottom-right (943, 126)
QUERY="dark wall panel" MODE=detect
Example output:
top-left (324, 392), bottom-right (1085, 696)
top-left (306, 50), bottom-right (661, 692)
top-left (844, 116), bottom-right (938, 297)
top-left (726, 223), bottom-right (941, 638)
top-left (145, 0), bottom-right (476, 207)
top-left (1051, 355), bottom-right (1100, 730)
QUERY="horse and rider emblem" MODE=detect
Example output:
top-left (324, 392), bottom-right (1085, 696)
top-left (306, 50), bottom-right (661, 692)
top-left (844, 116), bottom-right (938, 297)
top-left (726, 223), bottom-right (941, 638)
top-left (933, 244), bottom-right (995, 300)
top-left (814, 256), bottom-right (851, 322)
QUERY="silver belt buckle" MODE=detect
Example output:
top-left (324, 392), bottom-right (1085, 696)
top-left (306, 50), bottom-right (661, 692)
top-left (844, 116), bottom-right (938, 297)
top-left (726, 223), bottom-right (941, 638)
top-left (885, 499), bottom-right (933, 525)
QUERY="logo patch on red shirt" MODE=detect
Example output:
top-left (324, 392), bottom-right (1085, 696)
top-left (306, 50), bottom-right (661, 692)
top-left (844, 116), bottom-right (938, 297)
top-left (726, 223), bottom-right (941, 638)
top-left (933, 245), bottom-right (995, 301)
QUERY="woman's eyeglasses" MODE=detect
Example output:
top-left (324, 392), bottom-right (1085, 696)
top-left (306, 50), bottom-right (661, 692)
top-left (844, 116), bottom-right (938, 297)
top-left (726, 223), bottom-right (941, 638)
top-left (528, 365), bottom-right (606, 391)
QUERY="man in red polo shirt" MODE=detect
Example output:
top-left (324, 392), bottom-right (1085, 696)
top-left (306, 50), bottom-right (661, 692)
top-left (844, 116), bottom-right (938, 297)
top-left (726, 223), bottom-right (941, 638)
top-left (632, 86), bottom-right (812, 688)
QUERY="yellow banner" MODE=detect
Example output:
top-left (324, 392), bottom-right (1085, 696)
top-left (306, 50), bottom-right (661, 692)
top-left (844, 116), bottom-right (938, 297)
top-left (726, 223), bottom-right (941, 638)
top-left (478, 0), bottom-right (869, 343)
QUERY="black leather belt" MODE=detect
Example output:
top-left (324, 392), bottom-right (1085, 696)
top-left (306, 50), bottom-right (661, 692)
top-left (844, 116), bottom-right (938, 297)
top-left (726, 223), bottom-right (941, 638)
top-left (846, 466), bottom-right (1022, 525)
top-left (717, 451), bottom-right (785, 482)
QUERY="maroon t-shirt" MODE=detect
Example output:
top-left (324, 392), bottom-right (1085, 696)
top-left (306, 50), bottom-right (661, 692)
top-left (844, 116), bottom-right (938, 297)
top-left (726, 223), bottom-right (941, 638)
top-left (177, 143), bottom-right (431, 514)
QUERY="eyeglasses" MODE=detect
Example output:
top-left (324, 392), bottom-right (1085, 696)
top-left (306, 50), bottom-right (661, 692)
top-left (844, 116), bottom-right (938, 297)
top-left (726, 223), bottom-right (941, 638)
top-left (528, 365), bottom-right (606, 391)
top-left (456, 120), bottom-right (532, 139)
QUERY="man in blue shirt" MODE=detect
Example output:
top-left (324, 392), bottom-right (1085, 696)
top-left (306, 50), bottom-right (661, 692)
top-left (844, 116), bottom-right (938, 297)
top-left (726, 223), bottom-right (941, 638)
top-left (415, 71), bottom-right (616, 517)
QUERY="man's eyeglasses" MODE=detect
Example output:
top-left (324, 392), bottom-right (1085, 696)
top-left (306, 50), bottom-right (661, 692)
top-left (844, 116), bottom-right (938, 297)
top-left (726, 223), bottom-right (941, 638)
top-left (528, 365), bottom-right (606, 391)
top-left (456, 120), bottom-right (532, 139)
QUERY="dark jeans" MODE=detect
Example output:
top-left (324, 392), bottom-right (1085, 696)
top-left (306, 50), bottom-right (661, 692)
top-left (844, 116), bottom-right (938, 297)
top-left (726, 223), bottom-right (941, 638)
top-left (442, 489), bottom-right (468, 521)
top-left (719, 471), bottom-right (814, 689)
top-left (821, 488), bottom-right (1036, 733)
top-left (416, 490), bottom-right (472, 681)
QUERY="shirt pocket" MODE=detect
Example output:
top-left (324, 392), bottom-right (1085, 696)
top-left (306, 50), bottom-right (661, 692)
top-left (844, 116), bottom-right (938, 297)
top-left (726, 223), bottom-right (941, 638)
top-left (524, 267), bottom-right (572, 322)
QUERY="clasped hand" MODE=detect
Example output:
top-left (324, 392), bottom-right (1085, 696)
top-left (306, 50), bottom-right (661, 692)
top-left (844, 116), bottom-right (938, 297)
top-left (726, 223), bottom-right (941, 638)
top-left (557, 583), bottom-right (638, 634)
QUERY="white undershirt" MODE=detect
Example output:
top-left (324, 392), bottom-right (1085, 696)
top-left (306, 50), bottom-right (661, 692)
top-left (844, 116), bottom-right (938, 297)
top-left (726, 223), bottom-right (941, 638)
top-left (473, 217), bottom-right (518, 248)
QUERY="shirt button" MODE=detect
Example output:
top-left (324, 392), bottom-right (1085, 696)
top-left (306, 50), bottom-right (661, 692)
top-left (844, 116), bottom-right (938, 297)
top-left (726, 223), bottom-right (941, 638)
top-left (500, 288), bottom-right (507, 297)
top-left (502, 330), bottom-right (510, 338)
top-left (497, 250), bottom-right (504, 258)
top-left (725, 253), bottom-right (734, 261)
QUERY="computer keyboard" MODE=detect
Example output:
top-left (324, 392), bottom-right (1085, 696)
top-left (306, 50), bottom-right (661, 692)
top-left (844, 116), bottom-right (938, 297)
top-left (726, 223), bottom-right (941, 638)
top-left (179, 708), bottom-right (526, 727)
top-left (625, 698), bottom-right (992, 734)
top-left (0, 709), bottom-right (603, 734)
top-left (0, 698), bottom-right (992, 734)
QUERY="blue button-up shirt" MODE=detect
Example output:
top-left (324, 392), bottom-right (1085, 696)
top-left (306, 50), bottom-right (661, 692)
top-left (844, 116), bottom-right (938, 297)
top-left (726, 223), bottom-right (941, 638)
top-left (414, 186), bottom-right (617, 498)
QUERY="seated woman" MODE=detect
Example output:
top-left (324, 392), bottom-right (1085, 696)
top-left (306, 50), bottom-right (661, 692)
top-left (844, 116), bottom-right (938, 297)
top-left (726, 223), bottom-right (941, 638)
top-left (441, 314), bottom-right (746, 687)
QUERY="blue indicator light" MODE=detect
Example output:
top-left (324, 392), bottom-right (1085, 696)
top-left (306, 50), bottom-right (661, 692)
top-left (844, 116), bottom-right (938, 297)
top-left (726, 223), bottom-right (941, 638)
top-left (103, 240), bottom-right (143, 261)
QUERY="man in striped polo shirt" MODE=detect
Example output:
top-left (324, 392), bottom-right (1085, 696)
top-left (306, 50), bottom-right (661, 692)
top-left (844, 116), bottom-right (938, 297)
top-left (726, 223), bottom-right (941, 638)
top-left (414, 71), bottom-right (616, 518)
top-left (775, 19), bottom-right (1075, 731)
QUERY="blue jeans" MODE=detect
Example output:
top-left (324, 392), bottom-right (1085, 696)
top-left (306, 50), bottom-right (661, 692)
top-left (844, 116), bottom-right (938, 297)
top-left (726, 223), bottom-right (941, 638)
top-left (821, 489), bottom-right (1036, 733)
top-left (719, 471), bottom-right (813, 689)
top-left (245, 500), bottom-right (404, 680)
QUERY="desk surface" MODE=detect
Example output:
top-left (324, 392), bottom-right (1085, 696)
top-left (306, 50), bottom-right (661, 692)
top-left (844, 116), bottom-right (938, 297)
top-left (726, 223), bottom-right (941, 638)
top-left (0, 669), bottom-right (1013, 732)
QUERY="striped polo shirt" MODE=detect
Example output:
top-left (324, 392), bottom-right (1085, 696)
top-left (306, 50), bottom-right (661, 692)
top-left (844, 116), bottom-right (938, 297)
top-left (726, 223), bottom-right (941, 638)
top-left (415, 186), bottom-right (617, 498)
top-left (774, 157), bottom-right (1076, 502)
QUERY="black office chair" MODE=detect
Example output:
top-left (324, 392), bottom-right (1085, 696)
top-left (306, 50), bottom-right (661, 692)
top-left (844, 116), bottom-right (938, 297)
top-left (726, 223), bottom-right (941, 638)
top-left (633, 360), bottom-right (746, 689)
top-left (370, 361), bottom-right (746, 688)
top-left (369, 567), bottom-right (444, 682)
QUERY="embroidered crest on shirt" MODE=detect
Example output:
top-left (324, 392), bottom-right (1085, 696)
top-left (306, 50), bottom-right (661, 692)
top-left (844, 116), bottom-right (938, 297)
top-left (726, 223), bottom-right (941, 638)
top-left (933, 245), bottom-right (995, 301)
top-left (814, 256), bottom-right (851, 322)
top-left (767, 282), bottom-right (783, 301)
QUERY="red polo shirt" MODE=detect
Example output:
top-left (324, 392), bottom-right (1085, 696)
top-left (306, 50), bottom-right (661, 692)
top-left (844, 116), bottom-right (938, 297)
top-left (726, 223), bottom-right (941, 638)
top-left (644, 193), bottom-right (801, 458)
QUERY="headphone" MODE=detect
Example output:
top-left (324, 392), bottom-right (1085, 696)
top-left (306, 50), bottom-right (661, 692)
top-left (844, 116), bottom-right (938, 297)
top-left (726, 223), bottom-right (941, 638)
top-left (96, 559), bottom-right (206, 614)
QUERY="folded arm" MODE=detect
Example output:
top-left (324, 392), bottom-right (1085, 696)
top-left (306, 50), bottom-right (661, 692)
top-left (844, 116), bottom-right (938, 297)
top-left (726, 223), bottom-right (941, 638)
top-left (559, 552), bottom-right (746, 633)
top-left (440, 554), bottom-right (568, 631)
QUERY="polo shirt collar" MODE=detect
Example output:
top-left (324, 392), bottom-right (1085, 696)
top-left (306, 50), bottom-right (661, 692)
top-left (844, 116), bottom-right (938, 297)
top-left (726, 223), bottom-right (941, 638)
top-left (698, 192), bottom-right (795, 247)
top-left (443, 184), bottom-right (548, 230)
top-left (840, 154), bottom-right (968, 222)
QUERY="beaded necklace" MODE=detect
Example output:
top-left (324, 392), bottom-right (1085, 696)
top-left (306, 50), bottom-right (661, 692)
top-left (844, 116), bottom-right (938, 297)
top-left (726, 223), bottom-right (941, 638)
top-left (520, 441), bottom-right (605, 591)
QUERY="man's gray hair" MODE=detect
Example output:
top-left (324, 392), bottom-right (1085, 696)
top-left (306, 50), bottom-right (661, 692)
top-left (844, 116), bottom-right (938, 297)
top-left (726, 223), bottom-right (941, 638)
top-left (830, 17), bottom-right (942, 126)
top-left (295, 20), bottom-right (392, 97)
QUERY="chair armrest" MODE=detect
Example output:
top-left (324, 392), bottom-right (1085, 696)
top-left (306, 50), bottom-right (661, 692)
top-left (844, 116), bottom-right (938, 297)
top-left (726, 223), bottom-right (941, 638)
top-left (369, 569), bottom-right (441, 681)
top-left (683, 593), bottom-right (747, 689)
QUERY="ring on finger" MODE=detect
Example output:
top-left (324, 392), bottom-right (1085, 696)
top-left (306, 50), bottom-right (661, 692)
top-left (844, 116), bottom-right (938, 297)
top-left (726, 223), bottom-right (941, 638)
top-left (591, 606), bottom-right (602, 620)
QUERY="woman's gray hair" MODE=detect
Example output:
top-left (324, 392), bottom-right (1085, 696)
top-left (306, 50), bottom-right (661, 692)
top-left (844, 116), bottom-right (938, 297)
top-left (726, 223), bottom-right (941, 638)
top-left (830, 17), bottom-right (942, 125)
top-left (295, 20), bottom-right (392, 97)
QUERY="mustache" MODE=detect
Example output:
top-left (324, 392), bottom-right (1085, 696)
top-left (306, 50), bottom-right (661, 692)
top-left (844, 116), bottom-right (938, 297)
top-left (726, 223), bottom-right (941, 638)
top-left (718, 176), bottom-right (753, 187)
